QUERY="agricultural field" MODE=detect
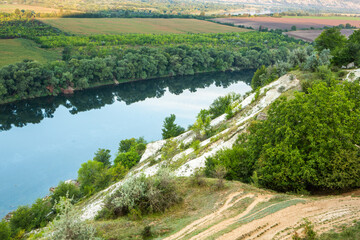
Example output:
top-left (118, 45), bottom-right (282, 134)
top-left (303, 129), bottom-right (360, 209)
top-left (285, 29), bottom-right (355, 42)
top-left (283, 15), bottom-right (360, 21)
top-left (0, 38), bottom-right (61, 67)
top-left (213, 17), bottom-right (360, 30)
top-left (0, 4), bottom-right (63, 13)
top-left (41, 18), bottom-right (250, 35)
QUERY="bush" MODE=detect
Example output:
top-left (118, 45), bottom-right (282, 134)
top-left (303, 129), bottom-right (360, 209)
top-left (205, 144), bottom-right (254, 183)
top-left (9, 198), bottom-right (54, 235)
top-left (0, 221), bottom-right (11, 240)
top-left (93, 148), bottom-right (111, 167)
top-left (246, 82), bottom-right (360, 192)
top-left (52, 197), bottom-right (98, 240)
top-left (162, 114), bottom-right (185, 139)
top-left (9, 206), bottom-right (33, 234)
top-left (100, 169), bottom-right (182, 219)
top-left (114, 151), bottom-right (140, 169)
top-left (51, 181), bottom-right (82, 204)
top-left (78, 160), bottom-right (111, 195)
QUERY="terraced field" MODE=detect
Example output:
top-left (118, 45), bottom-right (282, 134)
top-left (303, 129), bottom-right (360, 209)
top-left (41, 18), bottom-right (250, 35)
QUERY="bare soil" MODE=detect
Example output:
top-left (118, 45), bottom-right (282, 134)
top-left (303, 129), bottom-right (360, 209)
top-left (213, 17), bottom-right (360, 30)
top-left (164, 191), bottom-right (360, 240)
top-left (285, 29), bottom-right (355, 42)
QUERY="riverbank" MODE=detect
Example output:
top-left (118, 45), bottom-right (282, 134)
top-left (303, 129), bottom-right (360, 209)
top-left (0, 67), bottom-right (250, 106)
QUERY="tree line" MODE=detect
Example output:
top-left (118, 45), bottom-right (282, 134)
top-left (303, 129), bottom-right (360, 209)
top-left (0, 42), bottom-right (303, 104)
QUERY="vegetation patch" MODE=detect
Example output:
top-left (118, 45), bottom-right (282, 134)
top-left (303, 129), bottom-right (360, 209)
top-left (0, 39), bottom-right (60, 67)
top-left (41, 18), bottom-right (250, 35)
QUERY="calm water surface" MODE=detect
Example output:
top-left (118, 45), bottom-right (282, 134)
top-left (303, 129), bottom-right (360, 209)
top-left (0, 71), bottom-right (253, 217)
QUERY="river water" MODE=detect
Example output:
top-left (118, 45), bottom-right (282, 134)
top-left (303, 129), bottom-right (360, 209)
top-left (0, 70), bottom-right (253, 217)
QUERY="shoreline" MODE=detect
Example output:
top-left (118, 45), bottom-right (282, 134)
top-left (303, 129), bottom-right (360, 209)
top-left (0, 67), bottom-right (252, 106)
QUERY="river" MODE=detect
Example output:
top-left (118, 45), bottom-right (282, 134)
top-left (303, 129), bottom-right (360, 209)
top-left (0, 70), bottom-right (253, 218)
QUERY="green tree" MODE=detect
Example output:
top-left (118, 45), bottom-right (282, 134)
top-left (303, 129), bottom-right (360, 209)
top-left (246, 82), bottom-right (360, 192)
top-left (77, 160), bottom-right (108, 195)
top-left (162, 114), bottom-right (185, 139)
top-left (51, 181), bottom-right (82, 204)
top-left (314, 27), bottom-right (347, 54)
top-left (114, 151), bottom-right (140, 169)
top-left (93, 148), bottom-right (111, 167)
top-left (0, 221), bottom-right (11, 240)
top-left (9, 206), bottom-right (33, 234)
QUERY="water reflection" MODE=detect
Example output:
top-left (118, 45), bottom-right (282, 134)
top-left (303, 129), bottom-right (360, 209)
top-left (0, 71), bottom-right (253, 131)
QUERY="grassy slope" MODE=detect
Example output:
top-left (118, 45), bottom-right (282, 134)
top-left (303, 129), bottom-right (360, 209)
top-left (92, 179), bottom-right (268, 240)
top-left (41, 18), bottom-right (250, 35)
top-left (0, 38), bottom-right (61, 67)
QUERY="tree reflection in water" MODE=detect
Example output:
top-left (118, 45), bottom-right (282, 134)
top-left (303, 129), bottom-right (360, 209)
top-left (0, 70), bottom-right (253, 131)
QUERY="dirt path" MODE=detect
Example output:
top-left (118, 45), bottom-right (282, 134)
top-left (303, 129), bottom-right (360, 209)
top-left (218, 196), bottom-right (360, 240)
top-left (163, 191), bottom-right (254, 240)
top-left (164, 194), bottom-right (360, 240)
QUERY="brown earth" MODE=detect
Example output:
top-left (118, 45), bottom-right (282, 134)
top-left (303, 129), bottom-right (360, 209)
top-left (164, 190), bottom-right (360, 240)
top-left (213, 17), bottom-right (360, 30)
top-left (285, 29), bottom-right (355, 42)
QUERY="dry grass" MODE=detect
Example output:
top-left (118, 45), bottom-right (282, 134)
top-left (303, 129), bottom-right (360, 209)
top-left (0, 4), bottom-right (67, 13)
top-left (41, 18), bottom-right (250, 35)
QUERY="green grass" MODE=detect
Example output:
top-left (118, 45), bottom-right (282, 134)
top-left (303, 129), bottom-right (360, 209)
top-left (319, 221), bottom-right (360, 240)
top-left (41, 18), bottom-right (250, 35)
top-left (0, 38), bottom-right (61, 67)
top-left (283, 16), bottom-right (360, 21)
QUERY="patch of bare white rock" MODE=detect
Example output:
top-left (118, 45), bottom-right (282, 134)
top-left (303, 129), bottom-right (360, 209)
top-left (80, 74), bottom-right (300, 221)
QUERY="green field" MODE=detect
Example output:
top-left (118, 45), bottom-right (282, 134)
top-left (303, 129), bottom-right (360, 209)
top-left (283, 15), bottom-right (360, 21)
top-left (0, 4), bottom-right (64, 13)
top-left (41, 18), bottom-right (250, 35)
top-left (0, 39), bottom-right (61, 67)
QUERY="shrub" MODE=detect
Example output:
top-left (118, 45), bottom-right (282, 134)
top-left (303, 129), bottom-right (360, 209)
top-left (114, 151), bottom-right (140, 169)
top-left (52, 197), bottom-right (98, 240)
top-left (78, 160), bottom-right (111, 195)
top-left (9, 206), bottom-right (33, 234)
top-left (205, 145), bottom-right (254, 183)
top-left (28, 198), bottom-right (54, 229)
top-left (192, 109), bottom-right (212, 138)
top-left (142, 226), bottom-right (153, 240)
top-left (162, 114), bottom-right (185, 139)
top-left (0, 221), bottom-right (11, 240)
top-left (100, 169), bottom-right (182, 219)
top-left (190, 169), bottom-right (207, 187)
top-left (119, 137), bottom-right (146, 155)
top-left (191, 139), bottom-right (201, 151)
top-left (93, 148), bottom-right (111, 167)
top-left (9, 198), bottom-right (54, 235)
top-left (246, 82), bottom-right (360, 192)
top-left (51, 181), bottom-right (82, 204)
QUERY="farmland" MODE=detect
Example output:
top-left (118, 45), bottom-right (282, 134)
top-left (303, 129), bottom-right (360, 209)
top-left (213, 17), bottom-right (360, 30)
top-left (0, 4), bottom-right (66, 13)
top-left (0, 38), bottom-right (60, 67)
top-left (285, 29), bottom-right (355, 42)
top-left (41, 18), bottom-right (250, 35)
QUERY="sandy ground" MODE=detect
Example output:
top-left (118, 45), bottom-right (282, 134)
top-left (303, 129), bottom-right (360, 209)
top-left (164, 193), bottom-right (360, 240)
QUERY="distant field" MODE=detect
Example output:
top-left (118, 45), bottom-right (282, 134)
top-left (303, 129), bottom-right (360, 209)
top-left (0, 39), bottom-right (60, 67)
top-left (283, 16), bottom-right (360, 21)
top-left (41, 18), bottom-right (250, 35)
top-left (0, 4), bottom-right (64, 13)
top-left (213, 17), bottom-right (360, 30)
top-left (285, 29), bottom-right (355, 42)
